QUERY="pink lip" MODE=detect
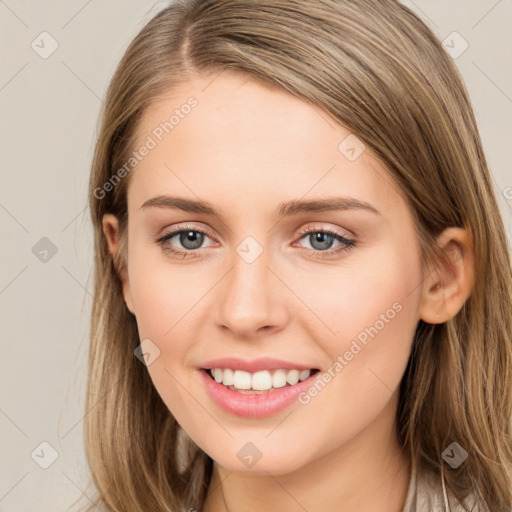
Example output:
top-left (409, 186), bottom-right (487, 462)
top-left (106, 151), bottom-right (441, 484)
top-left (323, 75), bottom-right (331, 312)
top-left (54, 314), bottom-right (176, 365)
top-left (200, 357), bottom-right (317, 373)
top-left (198, 368), bottom-right (321, 418)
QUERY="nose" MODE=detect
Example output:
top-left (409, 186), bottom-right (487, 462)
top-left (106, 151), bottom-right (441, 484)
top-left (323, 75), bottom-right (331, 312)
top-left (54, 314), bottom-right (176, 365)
top-left (214, 247), bottom-right (288, 340)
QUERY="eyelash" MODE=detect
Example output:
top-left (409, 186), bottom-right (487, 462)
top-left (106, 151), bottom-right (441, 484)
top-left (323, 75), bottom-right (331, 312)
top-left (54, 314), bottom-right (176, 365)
top-left (155, 223), bottom-right (356, 259)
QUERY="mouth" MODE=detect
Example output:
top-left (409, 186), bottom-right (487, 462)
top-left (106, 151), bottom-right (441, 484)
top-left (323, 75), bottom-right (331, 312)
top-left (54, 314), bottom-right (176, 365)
top-left (201, 367), bottom-right (321, 394)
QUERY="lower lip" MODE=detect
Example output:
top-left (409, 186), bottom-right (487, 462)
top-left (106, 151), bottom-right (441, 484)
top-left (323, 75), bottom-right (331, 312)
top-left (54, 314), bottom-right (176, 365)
top-left (198, 369), bottom-right (320, 418)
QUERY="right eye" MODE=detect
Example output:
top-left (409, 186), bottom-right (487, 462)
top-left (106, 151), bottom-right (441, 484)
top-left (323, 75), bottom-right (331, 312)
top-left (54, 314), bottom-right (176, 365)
top-left (155, 224), bottom-right (217, 258)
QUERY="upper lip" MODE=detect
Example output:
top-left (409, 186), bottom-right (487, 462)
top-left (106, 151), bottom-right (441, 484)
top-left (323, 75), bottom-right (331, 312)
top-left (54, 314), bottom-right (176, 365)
top-left (200, 357), bottom-right (318, 373)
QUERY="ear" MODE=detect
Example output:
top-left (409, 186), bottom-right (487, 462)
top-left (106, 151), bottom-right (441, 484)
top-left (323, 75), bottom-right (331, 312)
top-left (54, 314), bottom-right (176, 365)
top-left (102, 213), bottom-right (135, 314)
top-left (418, 227), bottom-right (475, 324)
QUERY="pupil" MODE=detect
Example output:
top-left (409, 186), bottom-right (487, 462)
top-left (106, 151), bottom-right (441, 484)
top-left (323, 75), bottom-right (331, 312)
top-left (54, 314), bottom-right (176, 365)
top-left (310, 232), bottom-right (333, 250)
top-left (180, 231), bottom-right (203, 249)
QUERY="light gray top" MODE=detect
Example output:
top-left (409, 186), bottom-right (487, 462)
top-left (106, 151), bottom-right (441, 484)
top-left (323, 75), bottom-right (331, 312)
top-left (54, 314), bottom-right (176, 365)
top-left (402, 464), bottom-right (485, 511)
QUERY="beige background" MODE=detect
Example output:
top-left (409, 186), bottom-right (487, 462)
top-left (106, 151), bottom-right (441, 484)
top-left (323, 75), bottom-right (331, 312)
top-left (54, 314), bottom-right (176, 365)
top-left (0, 1), bottom-right (511, 510)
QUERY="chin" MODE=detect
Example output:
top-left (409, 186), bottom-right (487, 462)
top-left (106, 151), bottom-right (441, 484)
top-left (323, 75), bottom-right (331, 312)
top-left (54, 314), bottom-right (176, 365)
top-left (211, 448), bottom-right (310, 476)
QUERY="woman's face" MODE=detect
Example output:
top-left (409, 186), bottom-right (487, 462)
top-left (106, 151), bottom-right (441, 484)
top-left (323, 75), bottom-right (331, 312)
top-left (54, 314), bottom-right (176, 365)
top-left (108, 71), bottom-right (425, 474)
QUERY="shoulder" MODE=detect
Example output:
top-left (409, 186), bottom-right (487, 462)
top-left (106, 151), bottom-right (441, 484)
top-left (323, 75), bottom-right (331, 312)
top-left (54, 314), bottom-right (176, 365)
top-left (401, 464), bottom-right (488, 512)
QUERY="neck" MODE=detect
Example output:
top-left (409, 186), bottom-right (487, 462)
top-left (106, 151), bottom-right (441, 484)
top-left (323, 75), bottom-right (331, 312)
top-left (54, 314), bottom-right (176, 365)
top-left (202, 398), bottom-right (411, 512)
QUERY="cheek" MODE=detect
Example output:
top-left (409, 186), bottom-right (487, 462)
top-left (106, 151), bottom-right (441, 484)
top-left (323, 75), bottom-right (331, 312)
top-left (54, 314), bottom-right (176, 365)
top-left (127, 237), bottom-right (205, 339)
top-left (295, 241), bottom-right (422, 420)
top-left (127, 254), bottom-right (203, 420)
top-left (291, 235), bottom-right (422, 345)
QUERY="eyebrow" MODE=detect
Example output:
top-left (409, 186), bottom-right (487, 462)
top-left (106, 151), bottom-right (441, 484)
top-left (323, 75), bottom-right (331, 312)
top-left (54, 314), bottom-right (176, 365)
top-left (140, 196), bottom-right (381, 219)
top-left (140, 195), bottom-right (381, 218)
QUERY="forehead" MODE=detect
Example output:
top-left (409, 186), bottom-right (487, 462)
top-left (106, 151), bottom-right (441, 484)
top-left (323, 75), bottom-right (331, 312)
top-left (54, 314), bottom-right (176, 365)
top-left (128, 71), bottom-right (407, 217)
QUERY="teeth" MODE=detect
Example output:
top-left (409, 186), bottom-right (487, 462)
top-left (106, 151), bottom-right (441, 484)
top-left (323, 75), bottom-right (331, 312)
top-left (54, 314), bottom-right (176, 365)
top-left (233, 370), bottom-right (252, 390)
top-left (287, 369), bottom-right (299, 385)
top-left (222, 368), bottom-right (234, 386)
top-left (299, 369), bottom-right (310, 381)
top-left (209, 368), bottom-right (313, 391)
top-left (252, 370), bottom-right (272, 391)
top-left (272, 369), bottom-right (288, 388)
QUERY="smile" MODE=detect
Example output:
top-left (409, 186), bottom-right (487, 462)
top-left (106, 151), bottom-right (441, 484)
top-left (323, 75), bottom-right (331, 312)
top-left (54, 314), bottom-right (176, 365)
top-left (208, 368), bottom-right (318, 393)
top-left (199, 367), bottom-right (322, 418)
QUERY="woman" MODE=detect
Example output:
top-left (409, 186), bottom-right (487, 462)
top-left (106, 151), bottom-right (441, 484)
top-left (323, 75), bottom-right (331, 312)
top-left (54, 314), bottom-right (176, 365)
top-left (79, 1), bottom-right (512, 510)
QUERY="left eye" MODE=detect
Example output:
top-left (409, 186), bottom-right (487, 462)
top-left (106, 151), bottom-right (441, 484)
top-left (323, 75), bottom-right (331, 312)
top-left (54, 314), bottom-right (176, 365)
top-left (297, 230), bottom-right (347, 251)
top-left (294, 228), bottom-right (356, 257)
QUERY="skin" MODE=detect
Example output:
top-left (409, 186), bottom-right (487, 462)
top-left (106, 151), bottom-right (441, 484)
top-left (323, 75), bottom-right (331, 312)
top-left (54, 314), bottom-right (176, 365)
top-left (102, 71), bottom-right (475, 512)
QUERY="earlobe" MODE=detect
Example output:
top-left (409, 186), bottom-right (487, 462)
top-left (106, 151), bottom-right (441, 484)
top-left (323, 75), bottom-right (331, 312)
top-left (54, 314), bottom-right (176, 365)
top-left (101, 213), bottom-right (135, 315)
top-left (418, 227), bottom-right (475, 324)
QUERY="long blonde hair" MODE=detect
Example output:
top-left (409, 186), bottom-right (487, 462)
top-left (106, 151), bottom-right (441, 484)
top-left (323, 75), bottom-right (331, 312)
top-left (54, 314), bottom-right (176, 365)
top-left (78, 1), bottom-right (512, 510)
